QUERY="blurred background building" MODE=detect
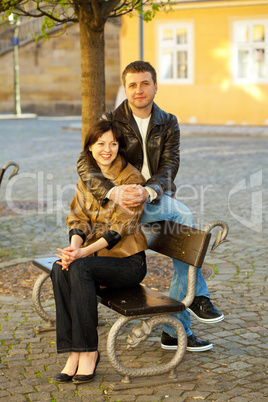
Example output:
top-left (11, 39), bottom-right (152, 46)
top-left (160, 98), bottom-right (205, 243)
top-left (0, 0), bottom-right (267, 126)
top-left (0, 17), bottom-right (121, 115)
top-left (121, 0), bottom-right (268, 126)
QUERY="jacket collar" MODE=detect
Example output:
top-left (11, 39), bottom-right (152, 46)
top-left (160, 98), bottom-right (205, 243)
top-left (104, 154), bottom-right (124, 181)
top-left (114, 100), bottom-right (169, 127)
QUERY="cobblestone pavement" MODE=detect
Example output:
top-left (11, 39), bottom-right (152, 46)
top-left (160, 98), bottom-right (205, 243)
top-left (0, 118), bottom-right (267, 401)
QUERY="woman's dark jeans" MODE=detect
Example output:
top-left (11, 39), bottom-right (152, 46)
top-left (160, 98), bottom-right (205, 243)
top-left (51, 252), bottom-right (146, 354)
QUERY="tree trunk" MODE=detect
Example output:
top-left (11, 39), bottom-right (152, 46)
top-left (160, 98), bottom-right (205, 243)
top-left (79, 9), bottom-right (105, 145)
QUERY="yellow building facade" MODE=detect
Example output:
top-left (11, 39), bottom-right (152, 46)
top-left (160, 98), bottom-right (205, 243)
top-left (120, 0), bottom-right (268, 126)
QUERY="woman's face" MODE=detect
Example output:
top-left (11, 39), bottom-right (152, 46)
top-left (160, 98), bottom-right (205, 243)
top-left (89, 130), bottom-right (119, 173)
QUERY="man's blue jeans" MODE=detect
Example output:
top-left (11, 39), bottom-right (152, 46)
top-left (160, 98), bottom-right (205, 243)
top-left (141, 194), bottom-right (210, 337)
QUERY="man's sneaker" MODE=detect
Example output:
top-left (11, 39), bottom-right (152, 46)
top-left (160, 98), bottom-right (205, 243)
top-left (186, 334), bottom-right (213, 352)
top-left (187, 296), bottom-right (224, 323)
top-left (161, 331), bottom-right (213, 352)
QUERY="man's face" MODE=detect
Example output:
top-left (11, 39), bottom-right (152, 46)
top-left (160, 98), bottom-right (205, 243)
top-left (124, 71), bottom-right (157, 113)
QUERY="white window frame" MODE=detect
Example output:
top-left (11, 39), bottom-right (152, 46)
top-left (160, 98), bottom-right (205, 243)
top-left (233, 19), bottom-right (268, 84)
top-left (158, 23), bottom-right (193, 84)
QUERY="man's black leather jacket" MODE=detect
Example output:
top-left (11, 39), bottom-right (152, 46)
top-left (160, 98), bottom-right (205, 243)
top-left (77, 100), bottom-right (180, 206)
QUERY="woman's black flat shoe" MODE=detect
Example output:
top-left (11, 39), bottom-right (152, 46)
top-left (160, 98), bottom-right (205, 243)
top-left (72, 352), bottom-right (100, 384)
top-left (54, 372), bottom-right (75, 382)
top-left (72, 373), bottom-right (95, 384)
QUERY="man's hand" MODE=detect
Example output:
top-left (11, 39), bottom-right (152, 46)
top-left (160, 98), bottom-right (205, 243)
top-left (109, 184), bottom-right (148, 213)
top-left (122, 184), bottom-right (148, 206)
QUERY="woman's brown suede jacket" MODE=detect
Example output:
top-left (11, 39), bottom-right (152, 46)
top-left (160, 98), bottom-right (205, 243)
top-left (77, 100), bottom-right (180, 206)
top-left (66, 155), bottom-right (148, 258)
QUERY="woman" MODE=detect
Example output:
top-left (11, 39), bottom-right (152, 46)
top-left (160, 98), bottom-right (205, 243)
top-left (51, 120), bottom-right (147, 384)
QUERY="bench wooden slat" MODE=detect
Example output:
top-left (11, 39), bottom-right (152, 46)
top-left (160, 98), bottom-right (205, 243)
top-left (97, 284), bottom-right (185, 317)
top-left (144, 221), bottom-right (211, 268)
top-left (33, 257), bottom-right (58, 273)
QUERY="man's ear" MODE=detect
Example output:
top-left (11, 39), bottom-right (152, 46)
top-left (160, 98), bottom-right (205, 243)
top-left (155, 82), bottom-right (158, 93)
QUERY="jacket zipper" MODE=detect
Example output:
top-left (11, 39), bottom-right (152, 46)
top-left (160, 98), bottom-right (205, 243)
top-left (145, 123), bottom-right (156, 176)
top-left (128, 123), bottom-right (144, 167)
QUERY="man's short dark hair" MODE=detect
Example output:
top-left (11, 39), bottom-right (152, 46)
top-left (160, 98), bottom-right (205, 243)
top-left (122, 61), bottom-right (157, 85)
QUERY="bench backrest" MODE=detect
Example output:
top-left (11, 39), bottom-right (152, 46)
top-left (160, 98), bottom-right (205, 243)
top-left (33, 221), bottom-right (211, 274)
top-left (143, 221), bottom-right (211, 269)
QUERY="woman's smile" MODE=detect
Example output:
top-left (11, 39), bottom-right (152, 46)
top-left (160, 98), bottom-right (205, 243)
top-left (100, 153), bottom-right (112, 158)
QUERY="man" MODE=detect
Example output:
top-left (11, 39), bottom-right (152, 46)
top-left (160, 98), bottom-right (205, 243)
top-left (77, 61), bottom-right (223, 352)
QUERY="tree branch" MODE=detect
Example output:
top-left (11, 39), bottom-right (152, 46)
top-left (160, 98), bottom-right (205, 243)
top-left (36, 4), bottom-right (78, 23)
top-left (17, 4), bottom-right (77, 22)
top-left (0, 0), bottom-right (24, 13)
top-left (102, 0), bottom-right (126, 19)
top-left (91, 0), bottom-right (102, 27)
top-left (108, 0), bottom-right (145, 18)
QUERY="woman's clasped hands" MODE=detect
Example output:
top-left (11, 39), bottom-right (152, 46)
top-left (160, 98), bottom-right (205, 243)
top-left (55, 246), bottom-right (85, 271)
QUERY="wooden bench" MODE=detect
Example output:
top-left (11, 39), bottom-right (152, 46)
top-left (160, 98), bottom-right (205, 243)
top-left (32, 220), bottom-right (228, 386)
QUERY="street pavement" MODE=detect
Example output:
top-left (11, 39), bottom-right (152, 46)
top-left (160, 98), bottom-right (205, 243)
top-left (0, 117), bottom-right (267, 401)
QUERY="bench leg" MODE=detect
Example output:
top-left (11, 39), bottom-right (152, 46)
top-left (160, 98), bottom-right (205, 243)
top-left (32, 272), bottom-right (56, 332)
top-left (180, 265), bottom-right (197, 309)
top-left (106, 314), bottom-right (187, 384)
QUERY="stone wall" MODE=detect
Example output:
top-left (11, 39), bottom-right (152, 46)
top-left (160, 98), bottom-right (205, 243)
top-left (0, 20), bottom-right (121, 115)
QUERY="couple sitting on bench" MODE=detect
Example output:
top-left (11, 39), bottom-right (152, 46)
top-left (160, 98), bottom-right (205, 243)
top-left (51, 61), bottom-right (223, 385)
